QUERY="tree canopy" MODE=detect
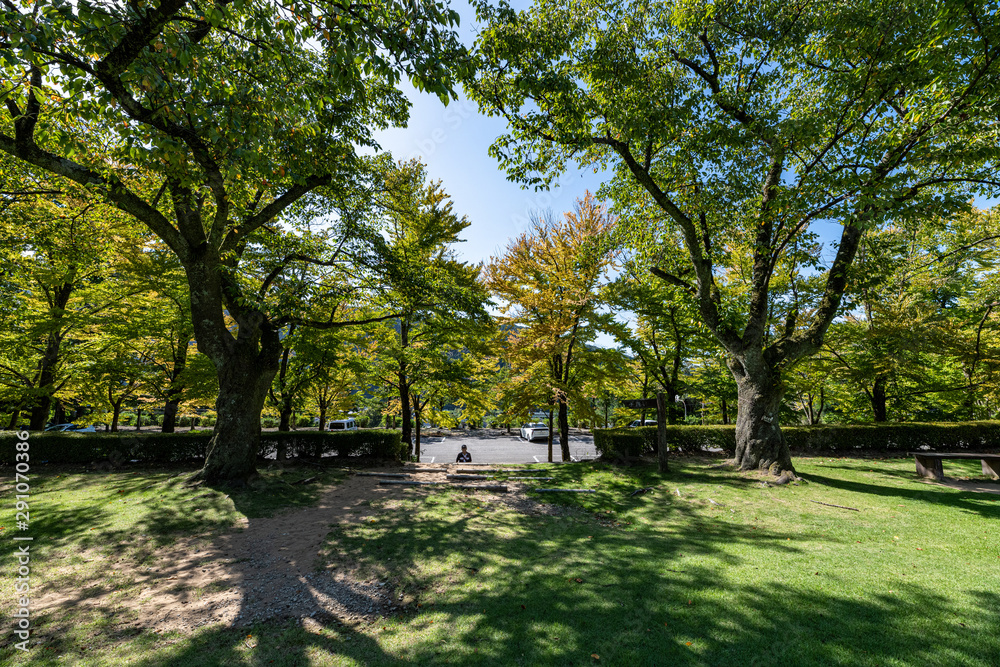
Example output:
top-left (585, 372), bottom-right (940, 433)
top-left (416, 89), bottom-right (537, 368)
top-left (466, 0), bottom-right (1000, 473)
top-left (0, 0), bottom-right (468, 483)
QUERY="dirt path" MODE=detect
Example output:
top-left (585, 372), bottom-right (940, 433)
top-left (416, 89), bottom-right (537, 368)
top-left (34, 462), bottom-right (581, 635)
top-left (36, 465), bottom-right (453, 633)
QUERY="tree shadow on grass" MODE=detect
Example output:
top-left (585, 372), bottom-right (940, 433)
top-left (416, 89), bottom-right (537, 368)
top-left (8, 466), bottom-right (997, 666)
top-left (293, 488), bottom-right (999, 666)
top-left (810, 458), bottom-right (995, 482)
top-left (798, 472), bottom-right (1000, 518)
top-left (0, 471), bottom-right (404, 667)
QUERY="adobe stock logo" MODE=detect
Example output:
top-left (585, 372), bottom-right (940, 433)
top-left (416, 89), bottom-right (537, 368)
top-left (11, 428), bottom-right (33, 653)
top-left (405, 97), bottom-right (478, 162)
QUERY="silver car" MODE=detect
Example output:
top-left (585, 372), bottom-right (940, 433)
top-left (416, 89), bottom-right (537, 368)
top-left (44, 423), bottom-right (96, 433)
top-left (520, 422), bottom-right (549, 441)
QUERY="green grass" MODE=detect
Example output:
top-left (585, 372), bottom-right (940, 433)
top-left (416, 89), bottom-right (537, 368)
top-left (0, 464), bottom-right (348, 665)
top-left (2, 457), bottom-right (998, 665)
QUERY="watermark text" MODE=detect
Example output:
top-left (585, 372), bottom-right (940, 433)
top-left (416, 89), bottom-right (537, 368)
top-left (11, 429), bottom-right (32, 653)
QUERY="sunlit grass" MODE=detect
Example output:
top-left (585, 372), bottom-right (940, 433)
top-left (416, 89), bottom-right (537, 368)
top-left (1, 457), bottom-right (997, 665)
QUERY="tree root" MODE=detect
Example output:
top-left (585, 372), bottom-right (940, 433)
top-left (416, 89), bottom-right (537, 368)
top-left (771, 470), bottom-right (800, 485)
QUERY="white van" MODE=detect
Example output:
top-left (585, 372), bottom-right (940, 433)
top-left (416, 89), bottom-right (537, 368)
top-left (328, 419), bottom-right (358, 431)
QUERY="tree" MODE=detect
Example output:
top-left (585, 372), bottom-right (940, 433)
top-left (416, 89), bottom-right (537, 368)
top-left (267, 324), bottom-right (365, 458)
top-left (485, 193), bottom-right (616, 461)
top-left (373, 158), bottom-right (491, 458)
top-left (75, 338), bottom-right (150, 432)
top-left (608, 245), bottom-right (710, 426)
top-left (785, 357), bottom-right (831, 425)
top-left (111, 244), bottom-right (197, 433)
top-left (823, 207), bottom-right (1000, 421)
top-left (0, 1), bottom-right (465, 482)
top-left (0, 181), bottom-right (143, 429)
top-left (467, 0), bottom-right (1000, 474)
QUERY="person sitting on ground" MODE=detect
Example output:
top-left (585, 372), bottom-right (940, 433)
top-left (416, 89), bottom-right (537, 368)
top-left (456, 445), bottom-right (472, 463)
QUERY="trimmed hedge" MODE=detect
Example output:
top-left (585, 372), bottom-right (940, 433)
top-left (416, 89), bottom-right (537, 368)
top-left (0, 432), bottom-right (133, 465)
top-left (783, 422), bottom-right (1000, 453)
top-left (0, 429), bottom-right (404, 466)
top-left (594, 426), bottom-right (728, 459)
top-left (594, 421), bottom-right (1000, 458)
top-left (256, 430), bottom-right (406, 460)
top-left (593, 427), bottom-right (657, 459)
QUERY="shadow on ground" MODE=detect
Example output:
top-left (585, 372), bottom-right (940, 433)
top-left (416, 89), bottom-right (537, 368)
top-left (5, 461), bottom-right (998, 666)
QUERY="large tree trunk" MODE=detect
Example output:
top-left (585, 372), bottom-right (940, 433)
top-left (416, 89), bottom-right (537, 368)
top-left (53, 400), bottom-right (66, 426)
top-left (656, 391), bottom-right (668, 472)
top-left (28, 282), bottom-right (72, 431)
top-left (871, 376), bottom-right (887, 422)
top-left (161, 334), bottom-right (189, 433)
top-left (729, 354), bottom-right (794, 474)
top-left (162, 398), bottom-right (181, 433)
top-left (111, 401), bottom-right (122, 432)
top-left (398, 319), bottom-right (413, 457)
top-left (6, 410), bottom-right (20, 430)
top-left (412, 396), bottom-right (422, 463)
top-left (558, 397), bottom-right (570, 461)
top-left (201, 353), bottom-right (277, 484)
top-left (28, 382), bottom-right (53, 431)
top-left (546, 403), bottom-right (554, 463)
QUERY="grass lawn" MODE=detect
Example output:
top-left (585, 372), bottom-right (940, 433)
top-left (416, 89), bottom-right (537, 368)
top-left (1, 456), bottom-right (997, 665)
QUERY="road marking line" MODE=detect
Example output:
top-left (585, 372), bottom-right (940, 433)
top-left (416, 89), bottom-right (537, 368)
top-left (427, 457), bottom-right (435, 463)
top-left (533, 455), bottom-right (542, 462)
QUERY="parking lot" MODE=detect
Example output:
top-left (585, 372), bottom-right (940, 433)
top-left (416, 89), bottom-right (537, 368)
top-left (413, 430), bottom-right (597, 464)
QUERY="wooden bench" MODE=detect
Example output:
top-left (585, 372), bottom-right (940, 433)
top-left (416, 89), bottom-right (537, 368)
top-left (909, 452), bottom-right (1000, 481)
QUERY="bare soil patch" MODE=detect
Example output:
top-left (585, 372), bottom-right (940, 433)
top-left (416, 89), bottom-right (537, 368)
top-left (33, 463), bottom-right (572, 635)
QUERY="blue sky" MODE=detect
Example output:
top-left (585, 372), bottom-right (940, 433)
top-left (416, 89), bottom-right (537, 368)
top-left (373, 0), bottom-right (998, 271)
top-left (373, 87), bottom-right (608, 266)
top-left (372, 1), bottom-right (607, 266)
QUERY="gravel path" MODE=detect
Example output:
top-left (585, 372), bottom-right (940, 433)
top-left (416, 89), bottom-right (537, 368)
top-left (36, 463), bottom-right (584, 634)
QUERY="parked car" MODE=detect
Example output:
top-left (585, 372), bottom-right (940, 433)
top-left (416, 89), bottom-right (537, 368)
top-left (627, 420), bottom-right (658, 428)
top-left (520, 422), bottom-right (549, 441)
top-left (327, 419), bottom-right (358, 431)
top-left (44, 423), bottom-right (96, 432)
top-left (45, 423), bottom-right (77, 432)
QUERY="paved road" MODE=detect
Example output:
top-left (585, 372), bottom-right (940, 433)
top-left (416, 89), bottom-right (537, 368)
top-left (413, 431), bottom-right (598, 464)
